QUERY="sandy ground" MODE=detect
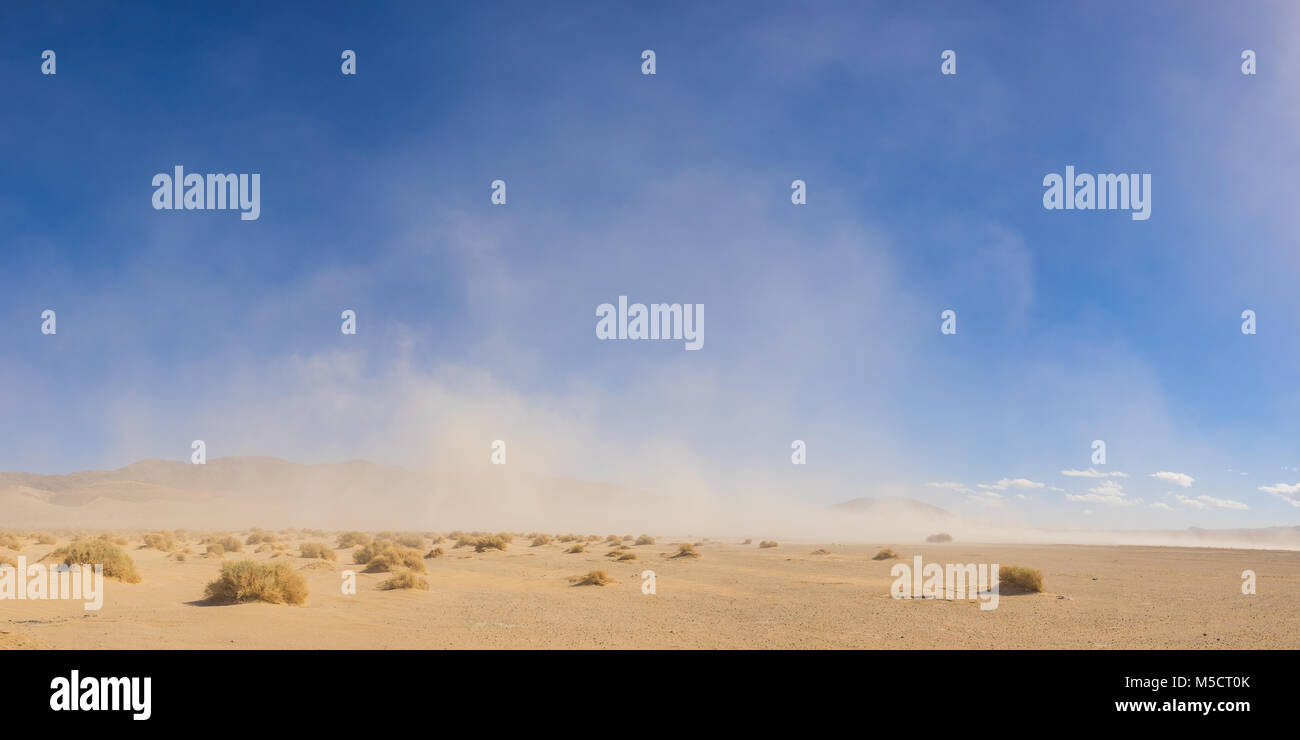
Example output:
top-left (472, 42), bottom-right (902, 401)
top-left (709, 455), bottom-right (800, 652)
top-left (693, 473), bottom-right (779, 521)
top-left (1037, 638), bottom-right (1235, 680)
top-left (3, 537), bottom-right (1298, 649)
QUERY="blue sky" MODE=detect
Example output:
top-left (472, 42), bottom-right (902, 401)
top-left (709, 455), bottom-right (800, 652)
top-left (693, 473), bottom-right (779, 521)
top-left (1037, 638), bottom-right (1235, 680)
top-left (2, 1), bottom-right (1299, 529)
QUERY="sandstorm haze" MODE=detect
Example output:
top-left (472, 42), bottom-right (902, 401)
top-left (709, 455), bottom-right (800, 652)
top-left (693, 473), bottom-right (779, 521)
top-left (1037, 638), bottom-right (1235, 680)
top-left (4, 1), bottom-right (1300, 535)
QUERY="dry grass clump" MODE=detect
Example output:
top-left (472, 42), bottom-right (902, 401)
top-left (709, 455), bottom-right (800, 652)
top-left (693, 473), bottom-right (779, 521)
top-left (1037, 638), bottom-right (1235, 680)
top-left (35, 533), bottom-right (58, 546)
top-left (742, 538), bottom-right (753, 545)
top-left (570, 569), bottom-right (615, 586)
top-left (872, 548), bottom-right (899, 560)
top-left (362, 546), bottom-right (427, 574)
top-left (206, 544), bottom-right (225, 558)
top-left (616, 552), bottom-right (638, 561)
top-left (0, 533), bottom-right (24, 551)
top-left (395, 535), bottom-right (424, 549)
top-left (472, 535), bottom-right (508, 553)
top-left (425, 547), bottom-right (445, 559)
top-left (99, 534), bottom-right (129, 547)
top-left (50, 541), bottom-right (141, 583)
top-left (352, 540), bottom-right (390, 564)
top-left (380, 570), bottom-right (430, 590)
top-left (215, 536), bottom-right (243, 553)
top-left (565, 543), bottom-right (587, 554)
top-left (245, 530), bottom-right (278, 546)
top-left (336, 531), bottom-right (371, 549)
top-left (530, 534), bottom-right (553, 547)
top-left (203, 560), bottom-right (308, 605)
top-left (300, 560), bottom-right (334, 571)
top-left (926, 533), bottom-right (953, 543)
top-left (299, 542), bottom-right (337, 561)
top-left (810, 548), bottom-right (831, 555)
top-left (670, 543), bottom-right (701, 559)
top-left (557, 533), bottom-right (581, 543)
top-left (999, 565), bottom-right (1044, 593)
top-left (634, 534), bottom-right (655, 546)
top-left (758, 540), bottom-right (779, 549)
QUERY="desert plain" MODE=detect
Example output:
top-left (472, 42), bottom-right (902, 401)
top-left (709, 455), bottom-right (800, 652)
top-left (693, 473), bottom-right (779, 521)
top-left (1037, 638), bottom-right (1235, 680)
top-left (3, 530), bottom-right (1298, 650)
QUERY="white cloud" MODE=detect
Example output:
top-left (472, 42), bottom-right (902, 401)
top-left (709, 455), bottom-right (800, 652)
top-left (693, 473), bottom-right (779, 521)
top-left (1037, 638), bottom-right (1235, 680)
top-left (1173, 494), bottom-right (1247, 511)
top-left (1149, 502), bottom-right (1174, 511)
top-left (927, 481), bottom-right (972, 493)
top-left (965, 489), bottom-right (1004, 507)
top-left (1060, 468), bottom-right (1127, 478)
top-left (1149, 471), bottom-right (1195, 488)
top-left (978, 478), bottom-right (1045, 491)
top-left (1065, 479), bottom-right (1136, 506)
top-left (1258, 482), bottom-right (1300, 507)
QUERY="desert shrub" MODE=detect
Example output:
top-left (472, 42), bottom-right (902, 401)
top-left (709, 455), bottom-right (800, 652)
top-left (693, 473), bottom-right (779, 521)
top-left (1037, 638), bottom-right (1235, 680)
top-left (472, 535), bottom-right (508, 553)
top-left (872, 548), bottom-right (899, 561)
top-left (557, 534), bottom-right (580, 543)
top-left (363, 547), bottom-right (427, 574)
top-left (999, 565), bottom-right (1044, 593)
top-left (425, 547), bottom-right (445, 559)
top-left (671, 543), bottom-right (700, 559)
top-left (0, 532), bottom-right (21, 550)
top-left (245, 531), bottom-right (277, 545)
top-left (336, 531), bottom-right (371, 549)
top-left (531, 534), bottom-right (553, 547)
top-left (634, 535), bottom-right (655, 546)
top-left (565, 543), bottom-right (587, 554)
top-left (35, 533), bottom-right (57, 545)
top-left (571, 569), bottom-right (615, 586)
top-left (926, 533), bottom-right (953, 543)
top-left (380, 570), bottom-right (430, 590)
top-left (617, 552), bottom-right (637, 561)
top-left (352, 541), bottom-right (385, 564)
top-left (217, 536), bottom-right (243, 553)
top-left (254, 543), bottom-right (273, 553)
top-left (396, 535), bottom-right (424, 549)
top-left (203, 560), bottom-right (308, 605)
top-left (206, 544), bottom-right (225, 558)
top-left (810, 548), bottom-right (831, 555)
top-left (496, 532), bottom-right (515, 544)
top-left (742, 538), bottom-right (753, 544)
top-left (50, 541), bottom-right (141, 583)
top-left (759, 540), bottom-right (778, 549)
top-left (299, 542), bottom-right (337, 561)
